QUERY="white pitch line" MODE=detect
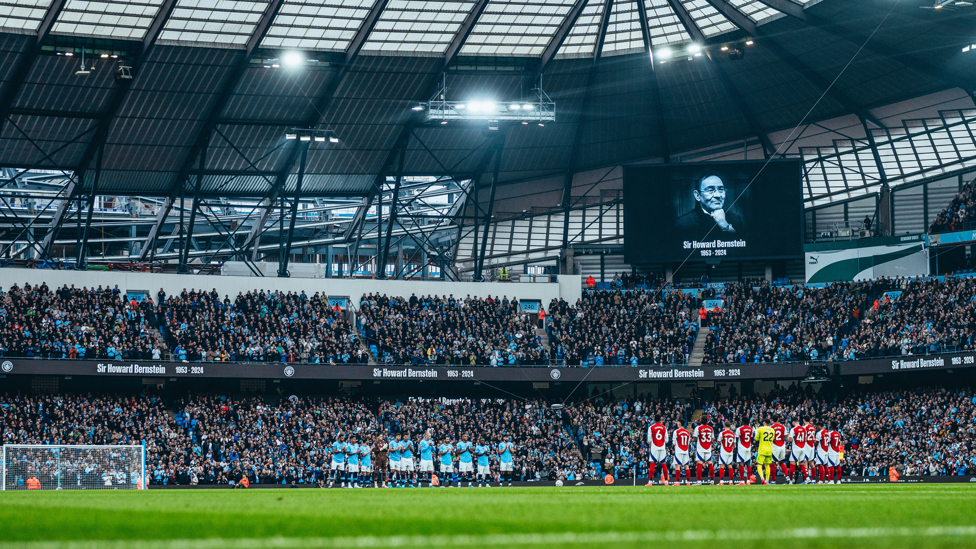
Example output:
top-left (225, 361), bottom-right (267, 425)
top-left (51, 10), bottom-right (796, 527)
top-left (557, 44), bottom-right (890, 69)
top-left (2, 526), bottom-right (976, 549)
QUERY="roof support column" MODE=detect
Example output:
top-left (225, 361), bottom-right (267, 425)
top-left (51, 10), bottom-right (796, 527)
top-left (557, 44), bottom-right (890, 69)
top-left (179, 138), bottom-right (206, 274)
top-left (474, 133), bottom-right (505, 281)
top-left (277, 142), bottom-right (308, 278)
top-left (75, 142), bottom-right (103, 270)
top-left (378, 147), bottom-right (405, 280)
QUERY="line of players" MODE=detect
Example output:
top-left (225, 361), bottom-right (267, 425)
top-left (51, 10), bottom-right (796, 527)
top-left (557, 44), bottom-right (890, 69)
top-left (645, 416), bottom-right (845, 485)
top-left (324, 431), bottom-right (517, 488)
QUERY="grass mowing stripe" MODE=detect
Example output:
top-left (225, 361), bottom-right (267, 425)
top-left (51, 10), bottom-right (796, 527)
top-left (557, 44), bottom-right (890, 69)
top-left (3, 526), bottom-right (976, 549)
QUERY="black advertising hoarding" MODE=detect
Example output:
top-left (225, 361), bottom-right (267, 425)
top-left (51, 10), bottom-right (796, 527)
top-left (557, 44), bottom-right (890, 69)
top-left (3, 353), bottom-right (973, 382)
top-left (623, 160), bottom-right (804, 263)
top-left (0, 359), bottom-right (806, 382)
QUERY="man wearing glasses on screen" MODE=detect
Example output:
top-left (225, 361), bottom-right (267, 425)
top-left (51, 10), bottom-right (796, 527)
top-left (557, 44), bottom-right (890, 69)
top-left (675, 174), bottom-right (743, 239)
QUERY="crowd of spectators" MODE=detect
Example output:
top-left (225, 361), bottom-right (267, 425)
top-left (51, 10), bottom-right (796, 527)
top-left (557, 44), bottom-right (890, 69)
top-left (159, 288), bottom-right (366, 365)
top-left (0, 282), bottom-right (160, 360)
top-left (358, 293), bottom-right (548, 366)
top-left (703, 276), bottom-right (976, 364)
top-left (2, 274), bottom-right (975, 369)
top-left (930, 180), bottom-right (976, 234)
top-left (547, 288), bottom-right (698, 366)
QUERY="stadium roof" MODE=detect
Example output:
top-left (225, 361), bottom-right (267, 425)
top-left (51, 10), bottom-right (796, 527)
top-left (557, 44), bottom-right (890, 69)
top-left (0, 0), bottom-right (974, 198)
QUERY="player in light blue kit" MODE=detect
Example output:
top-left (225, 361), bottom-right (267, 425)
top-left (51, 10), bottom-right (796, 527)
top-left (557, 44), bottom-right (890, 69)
top-left (475, 437), bottom-right (492, 487)
top-left (389, 433), bottom-right (402, 487)
top-left (497, 435), bottom-right (515, 486)
top-left (437, 438), bottom-right (454, 487)
top-left (400, 437), bottom-right (416, 487)
top-left (346, 438), bottom-right (360, 488)
top-left (456, 434), bottom-right (474, 487)
top-left (329, 433), bottom-right (346, 488)
top-left (359, 439), bottom-right (372, 487)
top-left (418, 431), bottom-right (435, 487)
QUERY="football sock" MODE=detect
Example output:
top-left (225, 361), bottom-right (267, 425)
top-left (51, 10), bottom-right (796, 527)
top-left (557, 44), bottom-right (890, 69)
top-left (709, 463), bottom-right (715, 481)
top-left (718, 467), bottom-right (725, 481)
top-left (764, 464), bottom-right (771, 482)
top-left (738, 465), bottom-right (746, 481)
top-left (789, 463), bottom-right (796, 479)
top-left (695, 463), bottom-right (703, 482)
top-left (648, 463), bottom-right (656, 481)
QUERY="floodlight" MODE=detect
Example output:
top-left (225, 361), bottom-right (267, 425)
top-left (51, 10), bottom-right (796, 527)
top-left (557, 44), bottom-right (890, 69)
top-left (299, 134), bottom-right (311, 142)
top-left (65, 52), bottom-right (73, 57)
top-left (508, 104), bottom-right (521, 110)
top-left (522, 104), bottom-right (534, 110)
top-left (100, 53), bottom-right (109, 58)
top-left (282, 51), bottom-right (304, 67)
top-left (329, 133), bottom-right (339, 143)
top-left (412, 105), bottom-right (424, 111)
top-left (285, 133), bottom-right (298, 140)
top-left (688, 44), bottom-right (701, 55)
top-left (658, 47), bottom-right (672, 60)
top-left (745, 40), bottom-right (754, 45)
top-left (440, 120), bottom-right (448, 124)
top-left (720, 45), bottom-right (729, 51)
top-left (314, 135), bottom-right (326, 142)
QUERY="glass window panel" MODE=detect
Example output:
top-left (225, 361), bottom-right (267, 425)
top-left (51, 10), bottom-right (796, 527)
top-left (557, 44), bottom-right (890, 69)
top-left (0, 0), bottom-right (52, 33)
top-left (644, 0), bottom-right (688, 46)
top-left (678, 0), bottom-right (735, 37)
top-left (727, 0), bottom-right (779, 22)
top-left (161, 0), bottom-right (272, 46)
top-left (52, 0), bottom-right (166, 39)
top-left (601, 0), bottom-right (643, 56)
top-left (261, 0), bottom-right (376, 52)
top-left (556, 0), bottom-right (606, 57)
top-left (362, 0), bottom-right (476, 54)
top-left (460, 0), bottom-right (576, 56)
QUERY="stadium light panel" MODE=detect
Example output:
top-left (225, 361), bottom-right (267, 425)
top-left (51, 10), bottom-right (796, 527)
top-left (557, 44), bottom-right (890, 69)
top-left (299, 135), bottom-right (311, 142)
top-left (285, 133), bottom-right (297, 140)
top-left (688, 44), bottom-right (701, 54)
top-left (658, 47), bottom-right (672, 60)
top-left (745, 40), bottom-right (754, 45)
top-left (282, 51), bottom-right (304, 67)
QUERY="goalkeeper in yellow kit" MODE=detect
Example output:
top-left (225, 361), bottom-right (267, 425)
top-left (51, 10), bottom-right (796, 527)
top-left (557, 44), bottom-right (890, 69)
top-left (754, 419), bottom-right (775, 485)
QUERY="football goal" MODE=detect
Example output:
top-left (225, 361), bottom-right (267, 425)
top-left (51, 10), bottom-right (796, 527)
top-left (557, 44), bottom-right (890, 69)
top-left (2, 445), bottom-right (146, 490)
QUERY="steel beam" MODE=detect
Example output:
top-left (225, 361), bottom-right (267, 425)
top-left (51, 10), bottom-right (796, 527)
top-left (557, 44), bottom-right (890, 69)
top-left (167, 0), bottom-right (287, 204)
top-left (179, 141), bottom-right (206, 273)
top-left (137, 198), bottom-right (172, 261)
top-left (474, 134), bottom-right (504, 280)
top-left (0, 0), bottom-right (69, 135)
top-left (444, 0), bottom-right (492, 68)
top-left (75, 143), bottom-right (103, 269)
top-left (539, 0), bottom-right (591, 74)
top-left (278, 143), bottom-right (308, 277)
top-left (667, 0), bottom-right (772, 156)
top-left (562, 0), bottom-right (616, 248)
top-left (74, 0), bottom-right (181, 181)
top-left (39, 178), bottom-right (78, 259)
top-left (377, 146), bottom-right (406, 279)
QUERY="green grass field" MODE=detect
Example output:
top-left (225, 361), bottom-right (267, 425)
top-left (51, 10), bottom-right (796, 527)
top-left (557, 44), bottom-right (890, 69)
top-left (1, 485), bottom-right (975, 548)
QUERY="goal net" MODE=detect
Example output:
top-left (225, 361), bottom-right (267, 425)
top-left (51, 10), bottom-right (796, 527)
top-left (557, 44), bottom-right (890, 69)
top-left (2, 445), bottom-right (146, 491)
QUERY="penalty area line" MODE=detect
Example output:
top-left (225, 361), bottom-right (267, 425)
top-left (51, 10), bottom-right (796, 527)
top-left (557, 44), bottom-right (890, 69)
top-left (2, 526), bottom-right (976, 548)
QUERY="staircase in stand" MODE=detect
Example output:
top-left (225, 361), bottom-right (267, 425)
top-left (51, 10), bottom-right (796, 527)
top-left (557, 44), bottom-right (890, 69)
top-left (688, 327), bottom-right (710, 367)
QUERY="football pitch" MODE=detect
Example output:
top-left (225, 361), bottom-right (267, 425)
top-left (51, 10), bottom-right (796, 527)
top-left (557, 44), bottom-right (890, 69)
top-left (1, 485), bottom-right (975, 548)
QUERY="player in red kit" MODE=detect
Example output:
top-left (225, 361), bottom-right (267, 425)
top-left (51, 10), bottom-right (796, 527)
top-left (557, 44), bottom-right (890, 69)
top-left (788, 418), bottom-right (809, 484)
top-left (692, 419), bottom-right (714, 484)
top-left (717, 422), bottom-right (736, 485)
top-left (828, 421), bottom-right (843, 484)
top-left (645, 415), bottom-right (669, 486)
top-left (769, 417), bottom-right (789, 483)
top-left (804, 419), bottom-right (817, 482)
top-left (815, 422), bottom-right (831, 484)
top-left (672, 421), bottom-right (692, 485)
top-left (735, 422), bottom-right (754, 484)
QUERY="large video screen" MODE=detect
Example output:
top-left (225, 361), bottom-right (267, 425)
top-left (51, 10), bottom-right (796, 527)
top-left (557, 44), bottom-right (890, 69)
top-left (623, 160), bottom-right (803, 263)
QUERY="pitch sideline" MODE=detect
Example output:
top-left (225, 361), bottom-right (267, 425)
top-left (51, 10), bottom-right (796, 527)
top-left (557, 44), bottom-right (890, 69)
top-left (1, 526), bottom-right (976, 548)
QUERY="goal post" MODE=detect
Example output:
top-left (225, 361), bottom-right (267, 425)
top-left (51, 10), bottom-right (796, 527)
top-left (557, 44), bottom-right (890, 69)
top-left (2, 445), bottom-right (146, 491)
